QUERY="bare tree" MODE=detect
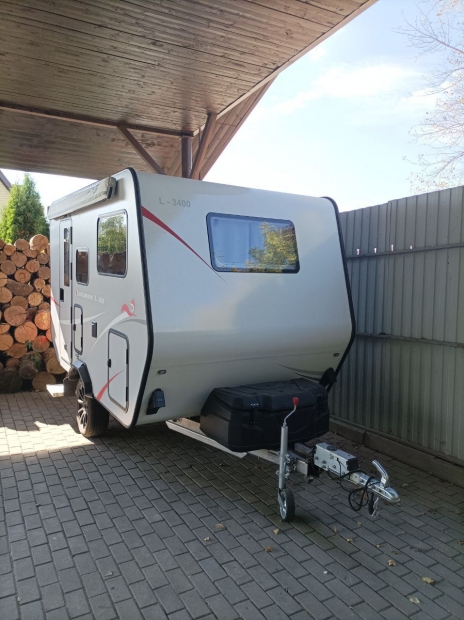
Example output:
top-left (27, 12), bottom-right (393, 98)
top-left (400, 0), bottom-right (464, 191)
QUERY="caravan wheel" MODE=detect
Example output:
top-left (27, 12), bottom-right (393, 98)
top-left (76, 379), bottom-right (109, 438)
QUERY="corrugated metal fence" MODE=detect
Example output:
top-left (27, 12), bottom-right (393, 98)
top-left (330, 186), bottom-right (464, 464)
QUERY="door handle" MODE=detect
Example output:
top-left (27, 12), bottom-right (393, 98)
top-left (60, 287), bottom-right (64, 302)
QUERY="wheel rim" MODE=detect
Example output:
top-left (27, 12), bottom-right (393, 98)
top-left (279, 492), bottom-right (287, 519)
top-left (77, 383), bottom-right (88, 431)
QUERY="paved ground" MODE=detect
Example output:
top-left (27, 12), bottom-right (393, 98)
top-left (0, 393), bottom-right (463, 620)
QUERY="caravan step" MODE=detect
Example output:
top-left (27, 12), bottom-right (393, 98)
top-left (46, 384), bottom-right (64, 398)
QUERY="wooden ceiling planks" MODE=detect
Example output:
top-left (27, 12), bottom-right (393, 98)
top-left (0, 0), bottom-right (377, 180)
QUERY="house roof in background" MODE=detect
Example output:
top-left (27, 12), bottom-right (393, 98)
top-left (0, 170), bottom-right (11, 191)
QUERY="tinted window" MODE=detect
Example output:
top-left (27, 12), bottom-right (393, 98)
top-left (63, 227), bottom-right (70, 286)
top-left (97, 212), bottom-right (127, 276)
top-left (207, 214), bottom-right (299, 273)
top-left (76, 250), bottom-right (89, 285)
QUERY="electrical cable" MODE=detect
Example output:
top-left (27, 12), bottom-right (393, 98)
top-left (326, 459), bottom-right (377, 512)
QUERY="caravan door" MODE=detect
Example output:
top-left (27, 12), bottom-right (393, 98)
top-left (58, 220), bottom-right (72, 366)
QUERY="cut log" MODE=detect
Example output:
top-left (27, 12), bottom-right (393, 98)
top-left (0, 239), bottom-right (4, 249)
top-left (27, 292), bottom-right (43, 307)
top-left (0, 323), bottom-right (10, 335)
top-left (0, 251), bottom-right (6, 264)
top-left (34, 310), bottom-right (50, 331)
top-left (38, 301), bottom-right (50, 311)
top-left (26, 307), bottom-right (37, 322)
top-left (5, 358), bottom-right (20, 369)
top-left (38, 266), bottom-right (51, 280)
top-left (4, 305), bottom-right (27, 327)
top-left (0, 273), bottom-right (7, 287)
top-left (11, 252), bottom-right (27, 268)
top-left (26, 259), bottom-right (40, 273)
top-left (0, 288), bottom-right (13, 304)
top-left (1, 260), bottom-right (16, 276)
top-left (3, 244), bottom-right (16, 256)
top-left (0, 369), bottom-right (23, 393)
top-left (30, 234), bottom-right (49, 252)
top-left (34, 278), bottom-right (45, 292)
top-left (19, 361), bottom-right (38, 380)
top-left (11, 296), bottom-right (28, 309)
top-left (14, 321), bottom-right (38, 343)
top-left (32, 335), bottom-right (49, 352)
top-left (41, 284), bottom-right (51, 298)
top-left (46, 355), bottom-right (66, 375)
top-left (15, 239), bottom-right (30, 251)
top-left (46, 328), bottom-right (52, 342)
top-left (37, 253), bottom-right (50, 265)
top-left (43, 348), bottom-right (56, 360)
top-left (7, 343), bottom-right (28, 358)
top-left (0, 362), bottom-right (3, 372)
top-left (6, 281), bottom-right (34, 297)
top-left (14, 269), bottom-right (31, 284)
top-left (23, 249), bottom-right (38, 258)
top-left (33, 371), bottom-right (56, 392)
top-left (0, 333), bottom-right (14, 351)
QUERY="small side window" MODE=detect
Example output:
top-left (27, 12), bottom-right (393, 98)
top-left (97, 212), bottom-right (127, 276)
top-left (76, 250), bottom-right (89, 285)
top-left (63, 227), bottom-right (70, 286)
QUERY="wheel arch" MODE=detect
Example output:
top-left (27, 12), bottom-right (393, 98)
top-left (71, 360), bottom-right (93, 396)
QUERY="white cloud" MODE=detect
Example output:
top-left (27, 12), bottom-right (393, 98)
top-left (273, 63), bottom-right (419, 115)
top-left (308, 46), bottom-right (328, 61)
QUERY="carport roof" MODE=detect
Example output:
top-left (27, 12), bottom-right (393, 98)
top-left (0, 0), bottom-right (377, 180)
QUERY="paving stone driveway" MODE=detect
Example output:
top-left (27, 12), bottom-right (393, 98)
top-left (0, 392), bottom-right (463, 620)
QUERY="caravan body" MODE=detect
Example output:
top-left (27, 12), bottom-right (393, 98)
top-left (49, 169), bottom-right (354, 434)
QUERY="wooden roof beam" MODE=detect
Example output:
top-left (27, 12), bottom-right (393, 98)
top-left (203, 0), bottom-right (379, 127)
top-left (117, 126), bottom-right (165, 175)
top-left (190, 112), bottom-right (217, 180)
top-left (0, 101), bottom-right (191, 138)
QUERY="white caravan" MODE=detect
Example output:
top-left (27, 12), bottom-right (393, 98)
top-left (49, 169), bottom-right (354, 441)
top-left (49, 170), bottom-right (402, 523)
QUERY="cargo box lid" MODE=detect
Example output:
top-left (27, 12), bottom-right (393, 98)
top-left (204, 379), bottom-right (325, 412)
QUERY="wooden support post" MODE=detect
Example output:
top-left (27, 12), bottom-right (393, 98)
top-left (190, 112), bottom-right (217, 180)
top-left (117, 125), bottom-right (165, 175)
top-left (181, 135), bottom-right (193, 178)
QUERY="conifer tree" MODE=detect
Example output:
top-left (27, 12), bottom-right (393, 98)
top-left (0, 174), bottom-right (49, 243)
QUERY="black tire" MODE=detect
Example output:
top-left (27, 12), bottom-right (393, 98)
top-left (279, 489), bottom-right (295, 522)
top-left (76, 378), bottom-right (109, 438)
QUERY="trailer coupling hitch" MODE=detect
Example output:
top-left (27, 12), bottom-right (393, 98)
top-left (276, 399), bottom-right (400, 522)
top-left (311, 443), bottom-right (400, 518)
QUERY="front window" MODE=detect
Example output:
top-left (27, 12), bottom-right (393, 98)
top-left (207, 213), bottom-right (299, 273)
top-left (97, 212), bottom-right (127, 276)
top-left (76, 249), bottom-right (89, 285)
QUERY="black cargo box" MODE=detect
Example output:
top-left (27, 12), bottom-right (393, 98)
top-left (200, 378), bottom-right (329, 452)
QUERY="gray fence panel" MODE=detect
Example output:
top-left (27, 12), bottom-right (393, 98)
top-left (332, 187), bottom-right (464, 463)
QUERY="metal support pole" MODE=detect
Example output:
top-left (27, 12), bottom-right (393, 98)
top-left (181, 135), bottom-right (193, 178)
top-left (278, 423), bottom-right (289, 491)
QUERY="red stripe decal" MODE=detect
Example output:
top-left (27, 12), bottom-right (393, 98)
top-left (96, 371), bottom-right (123, 401)
top-left (142, 206), bottom-right (221, 277)
top-left (50, 295), bottom-right (60, 307)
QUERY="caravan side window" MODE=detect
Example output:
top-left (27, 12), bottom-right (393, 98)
top-left (97, 212), bottom-right (127, 276)
top-left (207, 213), bottom-right (299, 273)
top-left (63, 228), bottom-right (70, 286)
top-left (76, 250), bottom-right (89, 285)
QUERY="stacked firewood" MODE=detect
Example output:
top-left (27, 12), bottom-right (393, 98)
top-left (0, 234), bottom-right (65, 393)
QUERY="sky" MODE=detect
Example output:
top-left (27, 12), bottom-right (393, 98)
top-left (1, 0), bottom-right (442, 213)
